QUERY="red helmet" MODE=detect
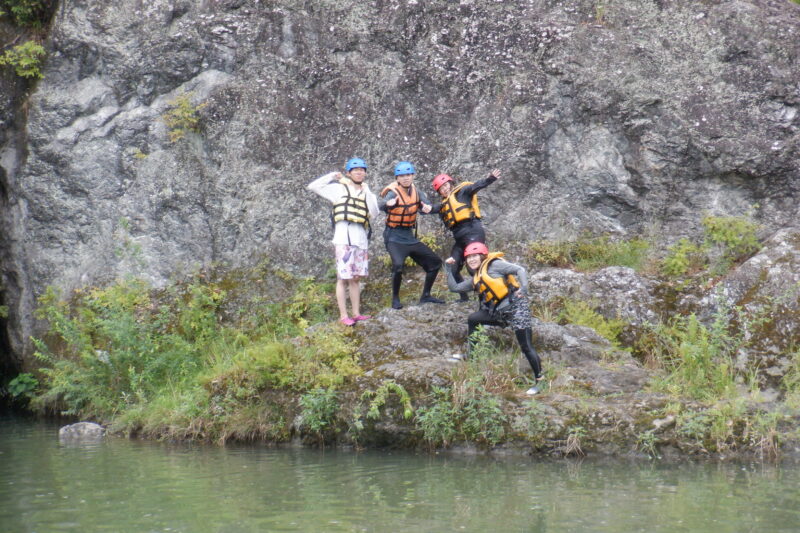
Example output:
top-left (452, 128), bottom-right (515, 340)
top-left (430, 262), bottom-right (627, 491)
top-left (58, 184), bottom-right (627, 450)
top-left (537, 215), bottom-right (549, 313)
top-left (432, 173), bottom-right (454, 192)
top-left (464, 242), bottom-right (489, 257)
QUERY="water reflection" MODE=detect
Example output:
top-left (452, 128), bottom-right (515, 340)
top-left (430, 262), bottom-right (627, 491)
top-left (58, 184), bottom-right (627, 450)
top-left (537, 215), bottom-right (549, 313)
top-left (1, 413), bottom-right (799, 532)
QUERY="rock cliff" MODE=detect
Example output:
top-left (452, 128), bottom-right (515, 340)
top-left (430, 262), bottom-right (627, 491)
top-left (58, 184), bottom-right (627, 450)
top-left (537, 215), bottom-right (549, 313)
top-left (1, 0), bottom-right (799, 370)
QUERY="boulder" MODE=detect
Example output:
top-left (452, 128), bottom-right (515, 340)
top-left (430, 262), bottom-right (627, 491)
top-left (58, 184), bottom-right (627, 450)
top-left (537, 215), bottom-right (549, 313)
top-left (58, 422), bottom-right (106, 443)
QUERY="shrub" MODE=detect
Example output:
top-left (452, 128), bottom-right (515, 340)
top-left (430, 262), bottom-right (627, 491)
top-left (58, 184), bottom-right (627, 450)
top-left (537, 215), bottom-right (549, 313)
top-left (573, 235), bottom-right (650, 272)
top-left (661, 238), bottom-right (706, 277)
top-left (528, 235), bottom-right (650, 272)
top-left (528, 240), bottom-right (574, 268)
top-left (702, 214), bottom-right (760, 270)
top-left (299, 388), bottom-right (339, 435)
top-left (560, 299), bottom-right (626, 348)
top-left (161, 92), bottom-right (207, 142)
top-left (645, 310), bottom-right (740, 401)
top-left (32, 280), bottom-right (223, 418)
top-left (415, 381), bottom-right (507, 447)
top-left (0, 40), bottom-right (46, 79)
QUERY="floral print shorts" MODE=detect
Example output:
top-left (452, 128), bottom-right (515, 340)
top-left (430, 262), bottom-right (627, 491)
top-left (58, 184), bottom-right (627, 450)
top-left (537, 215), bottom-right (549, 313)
top-left (335, 244), bottom-right (369, 280)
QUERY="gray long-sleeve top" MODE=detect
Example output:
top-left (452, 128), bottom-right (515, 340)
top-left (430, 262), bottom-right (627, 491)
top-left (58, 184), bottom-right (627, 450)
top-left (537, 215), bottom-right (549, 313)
top-left (446, 258), bottom-right (528, 310)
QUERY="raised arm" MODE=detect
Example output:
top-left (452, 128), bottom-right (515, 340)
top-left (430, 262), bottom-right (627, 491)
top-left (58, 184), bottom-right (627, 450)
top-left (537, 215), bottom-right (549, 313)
top-left (307, 172), bottom-right (343, 202)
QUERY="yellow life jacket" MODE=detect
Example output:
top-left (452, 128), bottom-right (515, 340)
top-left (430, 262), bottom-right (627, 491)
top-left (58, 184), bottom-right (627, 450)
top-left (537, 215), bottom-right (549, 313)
top-left (331, 179), bottom-right (370, 231)
top-left (440, 182), bottom-right (481, 229)
top-left (380, 182), bottom-right (420, 228)
top-left (473, 252), bottom-right (520, 308)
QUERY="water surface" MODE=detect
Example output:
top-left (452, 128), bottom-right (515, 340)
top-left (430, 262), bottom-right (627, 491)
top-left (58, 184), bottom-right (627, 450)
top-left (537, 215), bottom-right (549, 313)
top-left (1, 412), bottom-right (799, 532)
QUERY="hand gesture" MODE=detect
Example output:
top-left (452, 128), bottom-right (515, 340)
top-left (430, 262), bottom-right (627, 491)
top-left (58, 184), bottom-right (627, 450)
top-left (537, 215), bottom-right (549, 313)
top-left (421, 203), bottom-right (432, 214)
top-left (386, 196), bottom-right (398, 207)
top-left (489, 168), bottom-right (501, 179)
top-left (445, 257), bottom-right (456, 265)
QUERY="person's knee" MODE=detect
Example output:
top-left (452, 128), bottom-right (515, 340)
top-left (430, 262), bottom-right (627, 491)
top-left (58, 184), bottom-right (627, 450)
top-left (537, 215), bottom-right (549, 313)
top-left (391, 264), bottom-right (404, 276)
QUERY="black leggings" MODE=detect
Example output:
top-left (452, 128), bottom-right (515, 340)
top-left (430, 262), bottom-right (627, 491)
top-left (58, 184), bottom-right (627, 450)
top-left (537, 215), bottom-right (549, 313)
top-left (385, 240), bottom-right (442, 274)
top-left (466, 303), bottom-right (542, 378)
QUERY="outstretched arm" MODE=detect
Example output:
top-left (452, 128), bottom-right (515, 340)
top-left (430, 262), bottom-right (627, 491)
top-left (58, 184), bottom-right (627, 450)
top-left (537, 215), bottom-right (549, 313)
top-left (458, 168), bottom-right (501, 197)
top-left (445, 258), bottom-right (474, 293)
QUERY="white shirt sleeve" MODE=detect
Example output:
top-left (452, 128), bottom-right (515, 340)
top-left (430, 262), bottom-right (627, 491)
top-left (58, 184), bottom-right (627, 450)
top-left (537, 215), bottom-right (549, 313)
top-left (307, 172), bottom-right (342, 203)
top-left (362, 183), bottom-right (380, 220)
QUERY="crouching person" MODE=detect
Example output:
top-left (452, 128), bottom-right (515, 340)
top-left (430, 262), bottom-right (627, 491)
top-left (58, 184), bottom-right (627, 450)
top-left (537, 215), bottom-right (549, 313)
top-left (444, 242), bottom-right (544, 394)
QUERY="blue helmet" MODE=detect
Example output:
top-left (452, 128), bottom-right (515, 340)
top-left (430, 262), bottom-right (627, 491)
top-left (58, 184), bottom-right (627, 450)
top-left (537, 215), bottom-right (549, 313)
top-left (394, 161), bottom-right (416, 176)
top-left (345, 158), bottom-right (367, 172)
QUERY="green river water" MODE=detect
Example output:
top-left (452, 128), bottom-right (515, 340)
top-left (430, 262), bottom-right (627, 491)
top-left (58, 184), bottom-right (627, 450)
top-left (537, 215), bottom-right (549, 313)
top-left (1, 411), bottom-right (799, 532)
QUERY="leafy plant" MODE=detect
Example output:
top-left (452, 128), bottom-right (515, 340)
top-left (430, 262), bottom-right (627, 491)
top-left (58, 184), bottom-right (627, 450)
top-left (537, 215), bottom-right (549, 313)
top-left (661, 238), bottom-right (706, 277)
top-left (415, 381), bottom-right (507, 447)
top-left (161, 92), bottom-right (207, 142)
top-left (299, 387), bottom-right (338, 435)
top-left (516, 400), bottom-right (550, 446)
top-left (0, 40), bottom-right (46, 79)
top-left (645, 303), bottom-right (742, 401)
top-left (7, 373), bottom-right (38, 401)
top-left (702, 215), bottom-right (760, 264)
top-left (361, 380), bottom-right (413, 420)
top-left (659, 214), bottom-right (760, 278)
top-left (1, 0), bottom-right (48, 27)
top-left (528, 239), bottom-right (575, 268)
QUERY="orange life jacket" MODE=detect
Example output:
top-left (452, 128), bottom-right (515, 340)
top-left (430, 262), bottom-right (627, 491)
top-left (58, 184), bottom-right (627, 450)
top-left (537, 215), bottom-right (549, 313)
top-left (380, 182), bottom-right (420, 228)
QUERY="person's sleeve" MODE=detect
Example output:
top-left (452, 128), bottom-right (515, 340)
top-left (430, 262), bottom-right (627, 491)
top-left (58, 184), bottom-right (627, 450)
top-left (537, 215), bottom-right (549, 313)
top-left (446, 263), bottom-right (474, 293)
top-left (364, 187), bottom-right (380, 219)
top-left (491, 260), bottom-right (528, 294)
top-left (418, 190), bottom-right (437, 215)
top-left (307, 172), bottom-right (340, 202)
top-left (378, 190), bottom-right (395, 212)
top-left (458, 175), bottom-right (497, 199)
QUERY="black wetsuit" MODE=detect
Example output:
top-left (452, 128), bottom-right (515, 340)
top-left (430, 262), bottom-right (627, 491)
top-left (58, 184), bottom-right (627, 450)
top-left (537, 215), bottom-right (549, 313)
top-left (380, 186), bottom-right (443, 308)
top-left (435, 174), bottom-right (497, 287)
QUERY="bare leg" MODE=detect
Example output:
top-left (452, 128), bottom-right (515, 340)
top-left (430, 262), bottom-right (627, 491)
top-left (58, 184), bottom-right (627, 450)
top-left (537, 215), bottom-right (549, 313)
top-left (336, 278), bottom-right (349, 320)
top-left (348, 277), bottom-right (361, 317)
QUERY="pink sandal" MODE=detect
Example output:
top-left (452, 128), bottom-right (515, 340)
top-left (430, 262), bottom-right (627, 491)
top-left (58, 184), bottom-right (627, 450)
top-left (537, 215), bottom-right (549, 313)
top-left (352, 315), bottom-right (371, 322)
top-left (340, 317), bottom-right (356, 326)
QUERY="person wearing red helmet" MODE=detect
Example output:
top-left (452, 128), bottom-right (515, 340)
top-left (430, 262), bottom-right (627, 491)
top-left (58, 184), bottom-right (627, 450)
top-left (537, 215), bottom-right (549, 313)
top-left (445, 242), bottom-right (544, 394)
top-left (432, 169), bottom-right (500, 302)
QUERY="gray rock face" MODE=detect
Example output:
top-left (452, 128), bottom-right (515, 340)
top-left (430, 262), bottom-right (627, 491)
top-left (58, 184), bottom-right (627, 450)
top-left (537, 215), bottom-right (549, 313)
top-left (1, 0), bottom-right (799, 368)
top-left (58, 421), bottom-right (106, 443)
top-left (530, 266), bottom-right (659, 327)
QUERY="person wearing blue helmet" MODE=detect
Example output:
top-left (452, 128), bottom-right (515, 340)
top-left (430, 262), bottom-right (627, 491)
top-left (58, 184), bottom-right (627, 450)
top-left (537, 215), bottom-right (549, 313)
top-left (379, 161), bottom-right (444, 309)
top-left (308, 157), bottom-right (379, 326)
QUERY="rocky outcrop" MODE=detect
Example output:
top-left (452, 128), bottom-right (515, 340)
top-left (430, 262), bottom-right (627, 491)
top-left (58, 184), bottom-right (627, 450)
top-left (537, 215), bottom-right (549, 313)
top-left (354, 298), bottom-right (648, 395)
top-left (1, 0), bottom-right (799, 372)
